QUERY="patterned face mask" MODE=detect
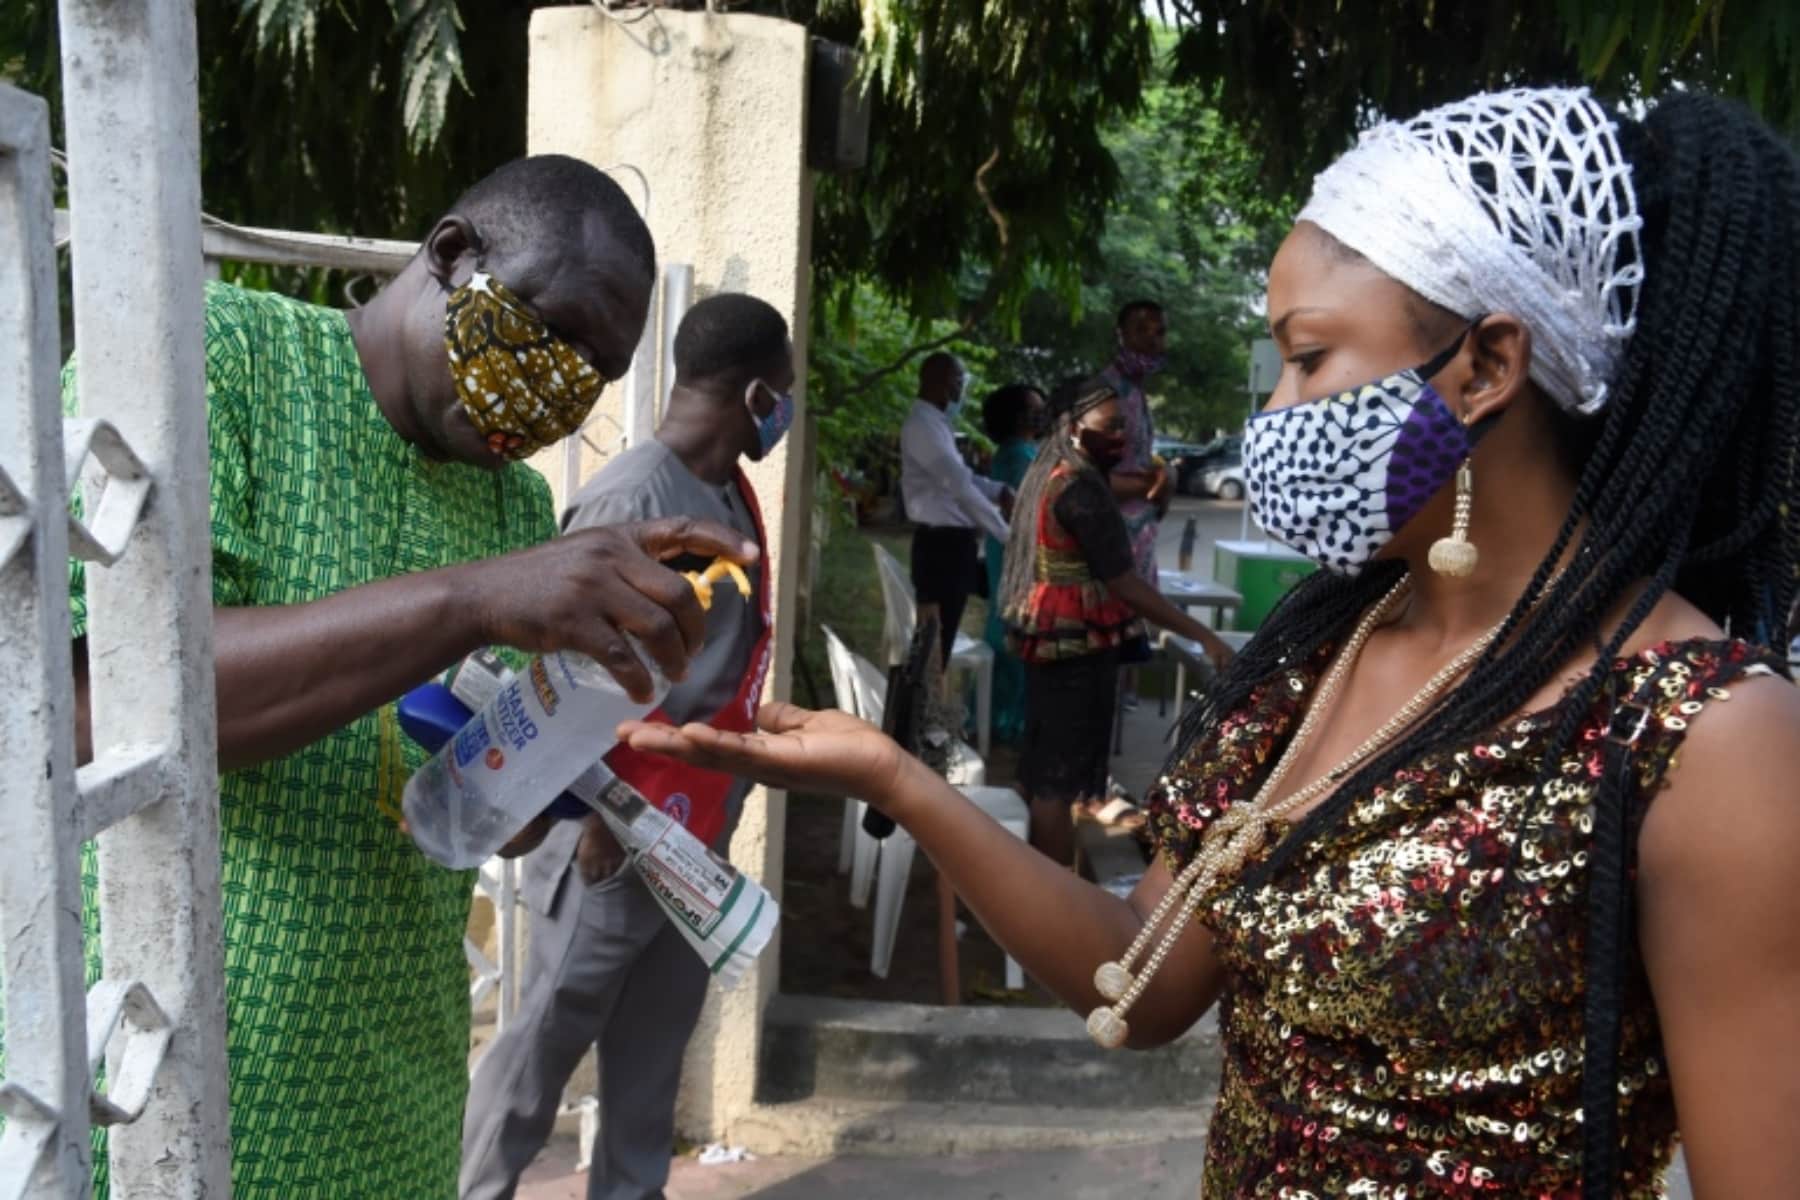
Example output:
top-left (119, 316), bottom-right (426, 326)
top-left (1244, 327), bottom-right (1480, 575)
top-left (748, 380), bottom-right (795, 459)
top-left (1114, 343), bottom-right (1166, 379)
top-left (444, 271), bottom-right (604, 459)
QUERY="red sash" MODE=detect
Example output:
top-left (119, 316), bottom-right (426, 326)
top-left (601, 469), bottom-right (772, 847)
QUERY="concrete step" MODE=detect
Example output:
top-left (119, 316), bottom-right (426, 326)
top-left (727, 1095), bottom-right (1210, 1160)
top-left (759, 993), bottom-right (1221, 1110)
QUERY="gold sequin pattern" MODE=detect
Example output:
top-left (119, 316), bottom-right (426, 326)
top-left (1146, 638), bottom-right (1782, 1197)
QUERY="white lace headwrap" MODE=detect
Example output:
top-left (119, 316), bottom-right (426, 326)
top-left (1298, 87), bottom-right (1644, 415)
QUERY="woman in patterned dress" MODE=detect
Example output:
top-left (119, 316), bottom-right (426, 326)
top-left (998, 380), bottom-right (1233, 865)
top-left (624, 88), bottom-right (1800, 1197)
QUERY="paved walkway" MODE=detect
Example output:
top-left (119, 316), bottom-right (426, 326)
top-left (518, 1133), bottom-right (1210, 1199)
top-left (519, 1134), bottom-right (1691, 1200)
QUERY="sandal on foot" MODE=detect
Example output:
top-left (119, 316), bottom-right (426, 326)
top-left (1085, 795), bottom-right (1147, 830)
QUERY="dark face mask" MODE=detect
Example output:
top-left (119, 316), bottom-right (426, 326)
top-left (1076, 426), bottom-right (1127, 472)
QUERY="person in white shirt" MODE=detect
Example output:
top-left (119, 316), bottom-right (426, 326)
top-left (899, 352), bottom-right (1012, 665)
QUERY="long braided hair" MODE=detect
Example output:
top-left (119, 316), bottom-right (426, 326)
top-left (996, 377), bottom-right (1118, 624)
top-left (1167, 93), bottom-right (1800, 1191)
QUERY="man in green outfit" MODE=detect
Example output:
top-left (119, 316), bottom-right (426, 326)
top-left (60, 155), bottom-right (752, 1197)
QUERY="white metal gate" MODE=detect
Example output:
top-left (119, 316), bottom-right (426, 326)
top-left (1, 4), bottom-right (697, 1186)
top-left (0, 1), bottom-right (232, 1195)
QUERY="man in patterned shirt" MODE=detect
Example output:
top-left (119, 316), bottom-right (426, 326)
top-left (1097, 299), bottom-right (1174, 714)
top-left (58, 155), bottom-right (754, 1198)
top-left (1098, 299), bottom-right (1174, 588)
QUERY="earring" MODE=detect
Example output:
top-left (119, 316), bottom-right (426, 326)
top-left (1429, 460), bottom-right (1479, 577)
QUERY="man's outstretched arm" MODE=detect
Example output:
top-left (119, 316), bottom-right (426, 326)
top-left (74, 518), bottom-right (757, 772)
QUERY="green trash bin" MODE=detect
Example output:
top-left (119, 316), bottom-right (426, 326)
top-left (1214, 539), bottom-right (1317, 632)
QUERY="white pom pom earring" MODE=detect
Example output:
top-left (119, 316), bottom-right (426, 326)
top-left (1428, 459), bottom-right (1479, 578)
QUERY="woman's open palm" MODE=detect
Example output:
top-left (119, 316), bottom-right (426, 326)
top-left (618, 703), bottom-right (908, 802)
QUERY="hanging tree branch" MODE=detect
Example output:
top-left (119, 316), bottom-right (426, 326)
top-left (829, 143), bottom-right (1014, 404)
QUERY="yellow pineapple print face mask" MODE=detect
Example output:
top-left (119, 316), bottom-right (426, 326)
top-left (444, 271), bottom-right (605, 459)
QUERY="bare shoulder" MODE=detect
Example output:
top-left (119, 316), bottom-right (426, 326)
top-left (1640, 664), bottom-right (1800, 885)
top-left (1626, 588), bottom-right (1724, 649)
top-left (1634, 646), bottom-right (1800, 1194)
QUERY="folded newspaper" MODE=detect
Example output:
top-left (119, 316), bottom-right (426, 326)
top-left (563, 761), bottom-right (778, 990)
top-left (446, 652), bottom-right (779, 990)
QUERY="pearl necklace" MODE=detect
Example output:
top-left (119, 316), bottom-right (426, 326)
top-left (1086, 572), bottom-right (1512, 1049)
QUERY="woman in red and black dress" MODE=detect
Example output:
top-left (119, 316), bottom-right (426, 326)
top-left (998, 379), bottom-right (1233, 865)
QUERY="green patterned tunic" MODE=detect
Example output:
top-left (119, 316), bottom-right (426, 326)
top-left (65, 283), bottom-right (556, 1196)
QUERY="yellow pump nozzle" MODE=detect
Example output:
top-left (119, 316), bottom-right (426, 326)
top-left (682, 556), bottom-right (754, 611)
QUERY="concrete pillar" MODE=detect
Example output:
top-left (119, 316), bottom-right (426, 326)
top-left (527, 6), bottom-right (813, 1142)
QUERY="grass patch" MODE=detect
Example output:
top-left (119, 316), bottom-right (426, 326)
top-left (792, 522), bottom-right (990, 710)
top-left (792, 523), bottom-right (902, 707)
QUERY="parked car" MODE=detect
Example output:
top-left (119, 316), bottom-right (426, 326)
top-left (1153, 436), bottom-right (1209, 462)
top-left (1175, 434), bottom-right (1242, 496)
top-left (1201, 461), bottom-right (1246, 502)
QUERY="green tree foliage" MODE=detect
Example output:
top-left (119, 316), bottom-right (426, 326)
top-left (0, 0), bottom-right (1149, 334)
top-left (802, 0), bottom-right (1153, 324)
top-left (808, 286), bottom-right (991, 491)
top-left (9, 1), bottom-right (1794, 319)
top-left (805, 48), bottom-right (1289, 501)
top-left (1157, 0), bottom-right (1800, 192)
top-left (1, 0), bottom-right (530, 242)
top-left (977, 64), bottom-right (1292, 441)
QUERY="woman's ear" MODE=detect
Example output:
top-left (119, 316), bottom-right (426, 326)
top-left (422, 215), bottom-right (480, 288)
top-left (1459, 314), bottom-right (1533, 424)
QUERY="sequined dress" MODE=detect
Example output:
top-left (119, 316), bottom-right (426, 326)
top-left (1146, 637), bottom-right (1782, 1198)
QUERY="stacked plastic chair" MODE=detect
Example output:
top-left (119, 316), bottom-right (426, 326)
top-left (872, 542), bottom-right (996, 758)
top-left (820, 624), bottom-right (1026, 985)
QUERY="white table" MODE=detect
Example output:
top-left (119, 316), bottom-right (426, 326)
top-left (1159, 572), bottom-right (1243, 626)
top-left (1110, 577), bottom-right (1244, 754)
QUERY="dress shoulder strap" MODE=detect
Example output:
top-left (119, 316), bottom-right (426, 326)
top-left (1602, 638), bottom-right (1786, 801)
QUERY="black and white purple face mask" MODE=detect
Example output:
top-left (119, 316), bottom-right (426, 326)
top-left (1244, 329), bottom-right (1483, 575)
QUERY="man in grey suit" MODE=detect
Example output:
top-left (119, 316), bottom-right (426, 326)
top-left (461, 293), bottom-right (796, 1200)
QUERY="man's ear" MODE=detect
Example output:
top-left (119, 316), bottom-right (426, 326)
top-left (1459, 314), bottom-right (1533, 424)
top-left (422, 215), bottom-right (481, 289)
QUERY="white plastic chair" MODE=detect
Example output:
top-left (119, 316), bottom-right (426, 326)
top-left (872, 541), bottom-right (996, 758)
top-left (830, 638), bottom-right (985, 911)
top-left (849, 648), bottom-right (1025, 987)
top-left (824, 626), bottom-right (983, 907)
top-left (820, 626), bottom-right (875, 887)
top-left (867, 795), bottom-right (1027, 988)
top-left (847, 652), bottom-right (984, 788)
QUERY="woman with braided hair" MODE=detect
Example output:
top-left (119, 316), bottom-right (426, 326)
top-left (996, 377), bottom-right (1234, 865)
top-left (621, 87), bottom-right (1800, 1196)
